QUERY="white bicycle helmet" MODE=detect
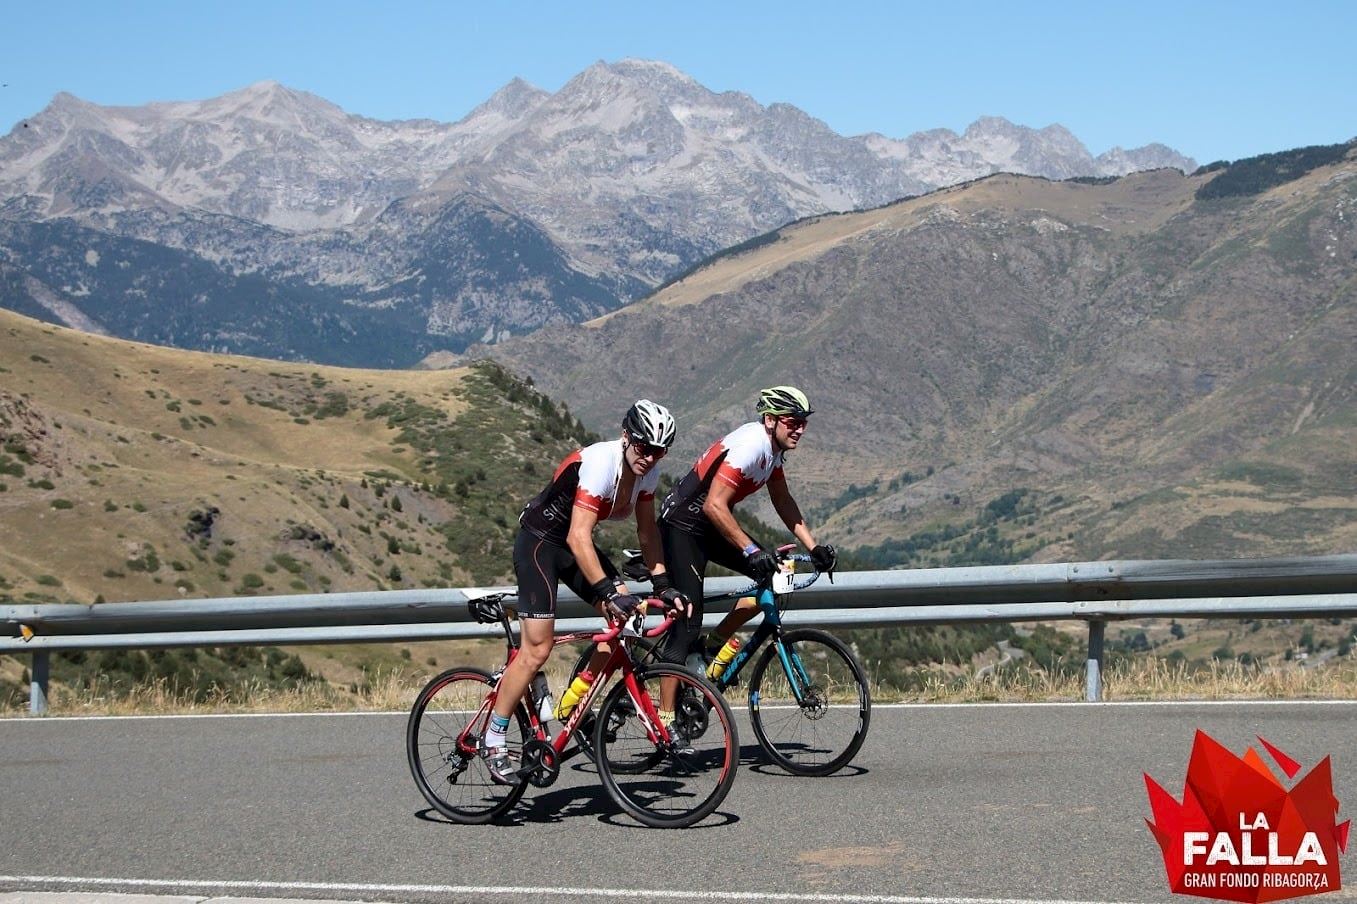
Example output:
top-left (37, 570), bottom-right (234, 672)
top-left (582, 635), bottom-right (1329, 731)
top-left (622, 399), bottom-right (677, 448)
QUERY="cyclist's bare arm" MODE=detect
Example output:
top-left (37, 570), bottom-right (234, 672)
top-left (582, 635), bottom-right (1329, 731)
top-left (566, 503), bottom-right (622, 594)
top-left (703, 479), bottom-right (755, 551)
top-left (767, 474), bottom-right (818, 551)
top-left (635, 495), bottom-right (667, 579)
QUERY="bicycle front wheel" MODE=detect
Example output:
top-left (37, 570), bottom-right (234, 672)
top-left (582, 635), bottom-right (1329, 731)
top-left (594, 663), bottom-right (738, 828)
top-left (748, 628), bottom-right (871, 776)
top-left (406, 667), bottom-right (531, 824)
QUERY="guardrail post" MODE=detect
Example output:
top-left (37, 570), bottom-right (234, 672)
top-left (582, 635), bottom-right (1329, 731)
top-left (1085, 620), bottom-right (1105, 702)
top-left (30, 651), bottom-right (49, 715)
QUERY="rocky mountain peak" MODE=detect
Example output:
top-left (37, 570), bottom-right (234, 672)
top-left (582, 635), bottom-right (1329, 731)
top-left (608, 58), bottom-right (704, 91)
top-left (193, 80), bottom-right (349, 130)
top-left (0, 59), bottom-right (1202, 360)
top-left (465, 77), bottom-right (549, 122)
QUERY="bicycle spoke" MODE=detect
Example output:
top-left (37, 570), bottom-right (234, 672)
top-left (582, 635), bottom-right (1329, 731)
top-left (595, 664), bottom-right (737, 828)
top-left (749, 629), bottom-right (871, 776)
top-left (406, 669), bottom-right (531, 823)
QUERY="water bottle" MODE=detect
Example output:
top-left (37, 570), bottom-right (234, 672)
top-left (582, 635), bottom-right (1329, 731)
top-left (706, 637), bottom-right (742, 680)
top-left (554, 669), bottom-right (594, 720)
top-left (529, 671), bottom-right (554, 723)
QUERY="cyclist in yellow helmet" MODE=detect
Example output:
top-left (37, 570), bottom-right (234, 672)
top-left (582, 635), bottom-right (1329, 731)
top-left (655, 385), bottom-right (836, 744)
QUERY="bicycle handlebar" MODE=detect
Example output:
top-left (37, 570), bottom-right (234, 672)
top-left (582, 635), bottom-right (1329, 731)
top-left (589, 601), bottom-right (678, 643)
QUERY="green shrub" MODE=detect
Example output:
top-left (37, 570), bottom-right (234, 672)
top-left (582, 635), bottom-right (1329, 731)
top-left (1196, 141), bottom-right (1355, 200)
top-left (125, 547), bottom-right (161, 572)
top-left (273, 554), bottom-right (303, 574)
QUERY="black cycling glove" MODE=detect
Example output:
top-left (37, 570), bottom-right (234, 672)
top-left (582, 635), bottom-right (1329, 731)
top-left (606, 593), bottom-right (643, 620)
top-left (810, 543), bottom-right (838, 574)
top-left (590, 577), bottom-right (640, 620)
top-left (745, 547), bottom-right (779, 582)
top-left (650, 572), bottom-right (692, 616)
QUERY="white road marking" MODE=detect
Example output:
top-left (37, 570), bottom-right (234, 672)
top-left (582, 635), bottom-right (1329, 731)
top-left (3, 697), bottom-right (1357, 723)
top-left (0, 875), bottom-right (1154, 904)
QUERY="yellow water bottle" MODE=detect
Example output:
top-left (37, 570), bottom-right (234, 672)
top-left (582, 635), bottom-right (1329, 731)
top-left (554, 669), bottom-right (594, 720)
top-left (706, 637), bottom-right (741, 680)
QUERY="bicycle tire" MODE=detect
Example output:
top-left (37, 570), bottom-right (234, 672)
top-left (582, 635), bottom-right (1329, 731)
top-left (594, 663), bottom-right (738, 828)
top-left (748, 628), bottom-right (871, 776)
top-left (406, 667), bottom-right (531, 823)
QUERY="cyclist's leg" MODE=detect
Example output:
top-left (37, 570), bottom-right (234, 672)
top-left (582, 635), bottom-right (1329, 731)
top-left (658, 523), bottom-right (707, 715)
top-left (659, 523), bottom-right (707, 663)
top-left (706, 528), bottom-right (765, 644)
top-left (561, 544), bottom-right (622, 675)
top-left (486, 533), bottom-right (560, 780)
top-left (710, 596), bottom-right (760, 642)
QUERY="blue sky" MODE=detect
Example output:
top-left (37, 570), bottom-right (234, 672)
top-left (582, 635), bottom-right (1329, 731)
top-left (3, 0), bottom-right (1354, 164)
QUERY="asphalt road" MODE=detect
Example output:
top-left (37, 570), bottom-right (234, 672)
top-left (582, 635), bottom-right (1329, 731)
top-left (2, 703), bottom-right (1355, 904)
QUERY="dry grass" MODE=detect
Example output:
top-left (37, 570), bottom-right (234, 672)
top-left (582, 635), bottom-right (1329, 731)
top-left (0, 307), bottom-right (481, 603)
top-left (905, 658), bottom-right (1357, 703)
top-left (602, 169), bottom-right (1201, 319)
top-left (7, 656), bottom-right (1356, 717)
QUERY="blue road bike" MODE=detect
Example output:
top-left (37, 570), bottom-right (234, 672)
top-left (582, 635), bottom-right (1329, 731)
top-left (573, 545), bottom-right (870, 776)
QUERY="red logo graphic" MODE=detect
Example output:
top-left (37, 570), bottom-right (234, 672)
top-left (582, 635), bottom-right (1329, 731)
top-left (1145, 730), bottom-right (1349, 901)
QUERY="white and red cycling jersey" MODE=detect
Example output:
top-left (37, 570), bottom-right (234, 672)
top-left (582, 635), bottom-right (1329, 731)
top-left (519, 439), bottom-right (659, 545)
top-left (659, 421), bottom-right (786, 534)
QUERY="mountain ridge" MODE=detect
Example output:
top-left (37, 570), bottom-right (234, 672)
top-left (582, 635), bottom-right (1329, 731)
top-left (1, 60), bottom-right (1195, 362)
top-left (468, 146), bottom-right (1357, 564)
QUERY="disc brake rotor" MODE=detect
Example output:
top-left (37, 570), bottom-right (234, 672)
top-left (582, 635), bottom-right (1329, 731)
top-left (800, 686), bottom-right (828, 719)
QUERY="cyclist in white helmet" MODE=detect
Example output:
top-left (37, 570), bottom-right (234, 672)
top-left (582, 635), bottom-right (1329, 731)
top-left (656, 386), bottom-right (836, 741)
top-left (481, 399), bottom-right (689, 783)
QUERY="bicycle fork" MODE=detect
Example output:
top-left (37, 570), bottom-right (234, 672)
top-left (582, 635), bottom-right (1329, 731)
top-left (724, 621), bottom-right (815, 709)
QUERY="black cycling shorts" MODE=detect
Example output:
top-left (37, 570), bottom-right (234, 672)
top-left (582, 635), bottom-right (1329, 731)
top-left (658, 519), bottom-right (761, 662)
top-left (512, 530), bottom-right (619, 620)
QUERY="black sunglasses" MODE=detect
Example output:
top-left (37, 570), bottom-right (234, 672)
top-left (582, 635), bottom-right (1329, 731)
top-left (627, 435), bottom-right (668, 458)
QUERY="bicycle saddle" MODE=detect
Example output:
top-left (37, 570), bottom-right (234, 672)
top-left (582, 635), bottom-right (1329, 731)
top-left (621, 548), bottom-right (652, 583)
top-left (467, 595), bottom-right (506, 624)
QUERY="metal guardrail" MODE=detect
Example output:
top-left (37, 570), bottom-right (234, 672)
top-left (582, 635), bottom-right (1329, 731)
top-left (5, 555), bottom-right (1357, 713)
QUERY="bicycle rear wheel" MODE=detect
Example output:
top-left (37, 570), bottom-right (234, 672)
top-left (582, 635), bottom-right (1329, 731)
top-left (748, 628), bottom-right (871, 776)
top-left (406, 667), bottom-right (531, 823)
top-left (594, 663), bottom-right (738, 828)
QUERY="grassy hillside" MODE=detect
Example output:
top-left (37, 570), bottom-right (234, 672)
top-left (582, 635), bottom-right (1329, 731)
top-left (475, 147), bottom-right (1357, 567)
top-left (0, 307), bottom-right (605, 604)
top-left (0, 308), bottom-right (602, 706)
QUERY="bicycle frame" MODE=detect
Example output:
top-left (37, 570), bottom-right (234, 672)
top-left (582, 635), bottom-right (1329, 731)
top-left (705, 584), bottom-right (820, 704)
top-left (466, 601), bottom-right (680, 777)
top-left (695, 548), bottom-right (821, 702)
